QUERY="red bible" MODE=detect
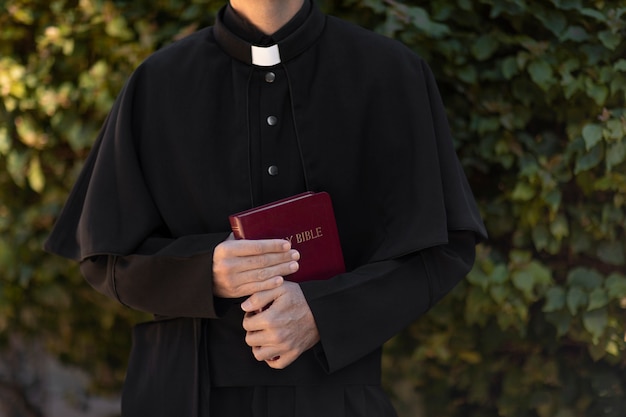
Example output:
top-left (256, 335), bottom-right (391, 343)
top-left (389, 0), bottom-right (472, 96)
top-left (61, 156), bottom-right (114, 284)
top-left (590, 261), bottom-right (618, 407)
top-left (229, 192), bottom-right (345, 282)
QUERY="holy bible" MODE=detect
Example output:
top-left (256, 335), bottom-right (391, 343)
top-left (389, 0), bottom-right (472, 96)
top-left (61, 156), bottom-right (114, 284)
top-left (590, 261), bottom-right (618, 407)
top-left (228, 192), bottom-right (345, 282)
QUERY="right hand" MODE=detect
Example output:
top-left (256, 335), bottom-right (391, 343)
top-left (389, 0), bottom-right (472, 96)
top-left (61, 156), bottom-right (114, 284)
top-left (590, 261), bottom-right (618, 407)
top-left (212, 233), bottom-right (300, 298)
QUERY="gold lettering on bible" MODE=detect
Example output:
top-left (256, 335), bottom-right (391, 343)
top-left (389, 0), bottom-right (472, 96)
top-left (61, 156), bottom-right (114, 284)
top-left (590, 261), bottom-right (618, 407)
top-left (285, 227), bottom-right (323, 244)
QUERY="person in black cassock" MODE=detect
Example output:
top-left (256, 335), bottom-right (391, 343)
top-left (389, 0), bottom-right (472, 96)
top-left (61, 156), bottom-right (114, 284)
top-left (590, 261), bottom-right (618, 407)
top-left (45, 0), bottom-right (488, 415)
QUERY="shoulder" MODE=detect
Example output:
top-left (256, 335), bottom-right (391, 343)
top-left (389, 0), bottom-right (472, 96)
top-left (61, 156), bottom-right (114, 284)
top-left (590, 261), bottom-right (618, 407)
top-left (323, 15), bottom-right (423, 68)
top-left (316, 15), bottom-right (433, 89)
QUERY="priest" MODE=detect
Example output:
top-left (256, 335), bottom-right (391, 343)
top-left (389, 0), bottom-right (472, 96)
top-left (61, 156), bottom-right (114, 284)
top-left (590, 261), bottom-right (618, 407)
top-left (45, 0), bottom-right (488, 415)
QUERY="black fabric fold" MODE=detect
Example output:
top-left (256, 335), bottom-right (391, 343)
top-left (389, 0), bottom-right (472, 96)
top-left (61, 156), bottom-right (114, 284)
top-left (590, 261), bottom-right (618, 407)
top-left (122, 318), bottom-right (210, 417)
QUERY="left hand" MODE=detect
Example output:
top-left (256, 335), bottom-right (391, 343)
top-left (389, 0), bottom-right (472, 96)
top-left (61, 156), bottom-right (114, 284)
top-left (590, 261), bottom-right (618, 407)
top-left (241, 281), bottom-right (320, 369)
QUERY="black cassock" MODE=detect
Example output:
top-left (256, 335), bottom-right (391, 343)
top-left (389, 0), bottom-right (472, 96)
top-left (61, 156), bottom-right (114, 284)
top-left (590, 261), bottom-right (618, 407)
top-left (45, 2), bottom-right (488, 416)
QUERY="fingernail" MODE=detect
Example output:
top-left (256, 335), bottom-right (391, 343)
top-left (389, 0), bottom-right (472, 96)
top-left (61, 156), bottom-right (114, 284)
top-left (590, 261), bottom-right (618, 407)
top-left (291, 250), bottom-right (300, 260)
top-left (282, 241), bottom-right (291, 251)
top-left (290, 261), bottom-right (299, 271)
top-left (241, 300), bottom-right (252, 311)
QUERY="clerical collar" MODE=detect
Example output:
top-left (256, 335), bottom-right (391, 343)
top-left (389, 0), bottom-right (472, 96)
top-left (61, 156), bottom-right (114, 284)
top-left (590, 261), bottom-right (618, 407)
top-left (213, 0), bottom-right (325, 67)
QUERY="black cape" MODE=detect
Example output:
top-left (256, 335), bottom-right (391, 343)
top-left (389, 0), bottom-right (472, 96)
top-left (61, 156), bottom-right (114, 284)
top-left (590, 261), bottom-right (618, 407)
top-left (45, 3), bottom-right (487, 417)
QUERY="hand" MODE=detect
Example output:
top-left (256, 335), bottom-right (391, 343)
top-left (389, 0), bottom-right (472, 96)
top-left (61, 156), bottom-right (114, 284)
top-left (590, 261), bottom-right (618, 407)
top-left (241, 281), bottom-right (320, 369)
top-left (212, 234), bottom-right (300, 298)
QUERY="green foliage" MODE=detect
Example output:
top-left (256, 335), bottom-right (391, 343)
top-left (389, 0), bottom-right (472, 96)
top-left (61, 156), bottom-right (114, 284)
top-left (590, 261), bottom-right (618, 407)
top-left (0, 0), bottom-right (221, 394)
top-left (1, 0), bottom-right (625, 416)
top-left (366, 0), bottom-right (626, 416)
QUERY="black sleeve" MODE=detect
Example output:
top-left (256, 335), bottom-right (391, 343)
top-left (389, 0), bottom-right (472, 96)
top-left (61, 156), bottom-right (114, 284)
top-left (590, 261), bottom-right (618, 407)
top-left (300, 230), bottom-right (476, 373)
top-left (79, 232), bottom-right (230, 318)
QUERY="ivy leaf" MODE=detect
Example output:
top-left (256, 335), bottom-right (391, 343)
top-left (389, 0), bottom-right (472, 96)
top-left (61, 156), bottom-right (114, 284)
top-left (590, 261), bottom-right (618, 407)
top-left (606, 140), bottom-right (626, 171)
top-left (16, 115), bottom-right (48, 149)
top-left (406, 6), bottom-right (450, 38)
top-left (512, 261), bottom-right (552, 301)
top-left (536, 10), bottom-right (566, 37)
top-left (586, 82), bottom-right (609, 106)
top-left (615, 59), bottom-right (626, 72)
top-left (511, 182), bottom-right (535, 201)
top-left (580, 8), bottom-right (607, 22)
top-left (472, 34), bottom-right (499, 61)
top-left (543, 286), bottom-right (565, 312)
top-left (543, 188), bottom-right (562, 212)
top-left (510, 250), bottom-right (532, 264)
top-left (597, 241), bottom-right (625, 266)
top-left (582, 308), bottom-right (608, 345)
top-left (528, 60), bottom-right (554, 91)
top-left (501, 56), bottom-right (519, 80)
top-left (553, 0), bottom-right (582, 10)
top-left (560, 25), bottom-right (590, 42)
top-left (489, 264), bottom-right (509, 285)
top-left (529, 261), bottom-right (553, 287)
top-left (7, 149), bottom-right (28, 187)
top-left (566, 286), bottom-right (587, 315)
top-left (606, 119), bottom-right (624, 140)
top-left (587, 288), bottom-right (608, 311)
top-left (567, 267), bottom-right (603, 290)
top-left (489, 285), bottom-right (509, 304)
top-left (563, 74), bottom-right (584, 98)
top-left (512, 270), bottom-right (534, 300)
top-left (581, 124), bottom-right (603, 150)
top-left (489, 1), bottom-right (525, 18)
top-left (549, 214), bottom-right (569, 240)
top-left (457, 65), bottom-right (477, 84)
top-left (105, 15), bottom-right (135, 40)
top-left (574, 142), bottom-right (603, 173)
top-left (467, 268), bottom-right (489, 290)
top-left (587, 342), bottom-right (607, 362)
top-left (27, 154), bottom-right (45, 193)
top-left (598, 30), bottom-right (621, 50)
top-left (605, 273), bottom-right (626, 300)
top-left (0, 126), bottom-right (10, 155)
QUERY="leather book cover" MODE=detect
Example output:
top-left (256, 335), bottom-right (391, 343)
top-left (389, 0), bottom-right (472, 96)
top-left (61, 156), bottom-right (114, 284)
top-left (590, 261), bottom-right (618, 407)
top-left (228, 192), bottom-right (345, 282)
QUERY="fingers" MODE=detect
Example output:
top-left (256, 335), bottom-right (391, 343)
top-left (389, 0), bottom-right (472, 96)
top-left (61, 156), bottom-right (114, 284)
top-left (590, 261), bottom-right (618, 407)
top-left (245, 327), bottom-right (298, 368)
top-left (236, 251), bottom-right (299, 276)
top-left (213, 256), bottom-right (298, 298)
top-left (244, 327), bottom-right (306, 369)
top-left (240, 283), bottom-right (320, 369)
top-left (241, 286), bottom-right (282, 312)
top-left (213, 239), bottom-right (296, 279)
top-left (217, 253), bottom-right (298, 284)
top-left (212, 238), bottom-right (300, 298)
top-left (252, 346), bottom-right (297, 369)
top-left (215, 238), bottom-right (291, 258)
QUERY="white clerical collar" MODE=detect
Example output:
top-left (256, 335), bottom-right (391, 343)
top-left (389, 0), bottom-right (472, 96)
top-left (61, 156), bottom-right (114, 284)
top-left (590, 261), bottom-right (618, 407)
top-left (251, 44), bottom-right (281, 66)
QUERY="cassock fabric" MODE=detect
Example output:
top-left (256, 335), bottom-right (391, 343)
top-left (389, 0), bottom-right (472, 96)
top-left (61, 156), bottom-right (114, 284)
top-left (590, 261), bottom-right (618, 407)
top-left (44, 1), bottom-right (488, 416)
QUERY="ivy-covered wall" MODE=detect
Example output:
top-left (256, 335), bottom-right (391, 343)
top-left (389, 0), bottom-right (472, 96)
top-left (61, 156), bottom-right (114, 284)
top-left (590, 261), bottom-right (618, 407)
top-left (1, 0), bottom-right (625, 416)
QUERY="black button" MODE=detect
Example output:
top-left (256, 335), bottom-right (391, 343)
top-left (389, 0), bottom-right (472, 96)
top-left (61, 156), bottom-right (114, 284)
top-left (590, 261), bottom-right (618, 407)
top-left (265, 72), bottom-right (276, 83)
top-left (267, 165), bottom-right (279, 176)
top-left (267, 116), bottom-right (278, 126)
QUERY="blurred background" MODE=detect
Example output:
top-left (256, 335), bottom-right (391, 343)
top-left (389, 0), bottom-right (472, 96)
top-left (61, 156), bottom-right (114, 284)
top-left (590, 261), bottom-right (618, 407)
top-left (1, 0), bottom-right (625, 416)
